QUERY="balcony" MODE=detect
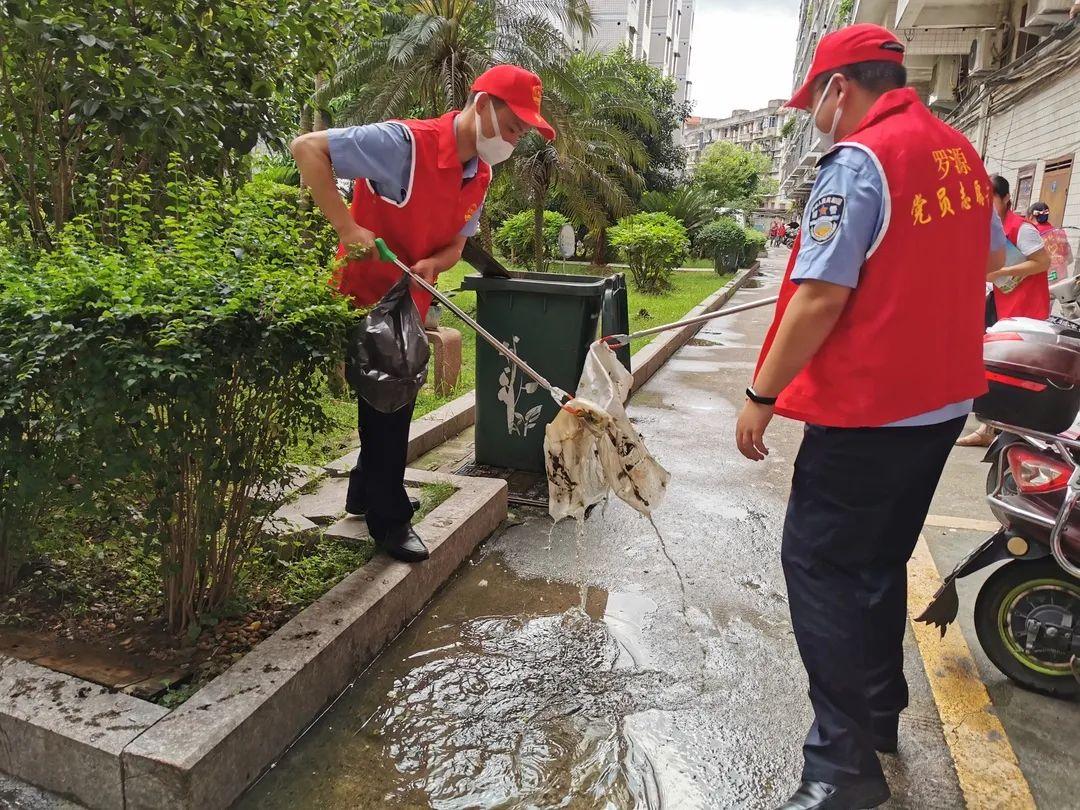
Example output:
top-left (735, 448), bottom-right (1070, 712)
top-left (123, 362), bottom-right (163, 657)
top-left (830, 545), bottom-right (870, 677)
top-left (895, 0), bottom-right (1001, 28)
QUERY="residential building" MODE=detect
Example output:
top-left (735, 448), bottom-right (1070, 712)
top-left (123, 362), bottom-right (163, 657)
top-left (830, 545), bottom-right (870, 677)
top-left (683, 100), bottom-right (792, 210)
top-left (781, 1), bottom-right (1079, 265)
top-left (578, 0), bottom-right (695, 103)
top-left (584, 0), bottom-right (651, 61)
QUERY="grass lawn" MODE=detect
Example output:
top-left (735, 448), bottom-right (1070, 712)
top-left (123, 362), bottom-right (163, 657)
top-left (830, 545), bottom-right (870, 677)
top-left (679, 256), bottom-right (717, 269)
top-left (294, 263), bottom-right (732, 466)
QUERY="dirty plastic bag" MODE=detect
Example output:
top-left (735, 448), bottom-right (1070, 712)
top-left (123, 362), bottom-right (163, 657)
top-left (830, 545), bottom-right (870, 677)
top-left (544, 342), bottom-right (670, 522)
top-left (346, 274), bottom-right (430, 413)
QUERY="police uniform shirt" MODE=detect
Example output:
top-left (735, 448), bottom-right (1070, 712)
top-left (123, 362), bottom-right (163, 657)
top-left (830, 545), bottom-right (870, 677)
top-left (326, 122), bottom-right (484, 238)
top-left (794, 146), bottom-right (1008, 426)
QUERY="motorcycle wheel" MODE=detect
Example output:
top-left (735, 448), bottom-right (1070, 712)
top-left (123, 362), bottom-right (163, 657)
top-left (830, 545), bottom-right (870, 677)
top-left (974, 558), bottom-right (1080, 699)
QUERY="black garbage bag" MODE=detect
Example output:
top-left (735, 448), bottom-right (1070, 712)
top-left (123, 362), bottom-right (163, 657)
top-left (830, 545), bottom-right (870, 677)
top-left (346, 274), bottom-right (430, 413)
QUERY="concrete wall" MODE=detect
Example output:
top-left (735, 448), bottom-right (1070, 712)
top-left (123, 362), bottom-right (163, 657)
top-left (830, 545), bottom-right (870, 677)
top-left (589, 0), bottom-right (640, 54)
top-left (968, 68), bottom-right (1080, 268)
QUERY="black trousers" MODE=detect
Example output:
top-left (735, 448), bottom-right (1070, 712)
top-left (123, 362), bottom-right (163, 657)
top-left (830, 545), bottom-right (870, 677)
top-left (781, 416), bottom-right (965, 785)
top-left (346, 396), bottom-right (416, 540)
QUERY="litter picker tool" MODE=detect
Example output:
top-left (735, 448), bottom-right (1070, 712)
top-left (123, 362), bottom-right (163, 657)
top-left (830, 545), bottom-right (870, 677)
top-left (599, 294), bottom-right (780, 349)
top-left (373, 238), bottom-right (574, 409)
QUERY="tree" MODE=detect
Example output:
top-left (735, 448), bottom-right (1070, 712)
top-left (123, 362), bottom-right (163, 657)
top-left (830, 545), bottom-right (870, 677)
top-left (592, 48), bottom-right (691, 193)
top-left (694, 142), bottom-right (772, 208)
top-left (0, 0), bottom-right (364, 247)
top-left (321, 0), bottom-right (591, 122)
top-left (641, 185), bottom-right (717, 246)
top-left (506, 52), bottom-right (654, 271)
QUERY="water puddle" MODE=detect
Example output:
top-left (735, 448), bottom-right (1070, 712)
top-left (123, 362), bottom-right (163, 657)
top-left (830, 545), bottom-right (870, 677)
top-left (239, 554), bottom-right (684, 810)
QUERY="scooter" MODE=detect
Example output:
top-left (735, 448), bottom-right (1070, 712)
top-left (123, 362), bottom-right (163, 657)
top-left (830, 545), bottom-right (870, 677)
top-left (918, 318), bottom-right (1080, 699)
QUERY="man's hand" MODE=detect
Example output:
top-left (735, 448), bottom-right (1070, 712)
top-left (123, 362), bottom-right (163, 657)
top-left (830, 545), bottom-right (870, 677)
top-left (339, 223), bottom-right (377, 261)
top-left (1072, 1), bottom-right (1080, 19)
top-left (736, 400), bottom-right (774, 461)
top-left (410, 257), bottom-right (440, 288)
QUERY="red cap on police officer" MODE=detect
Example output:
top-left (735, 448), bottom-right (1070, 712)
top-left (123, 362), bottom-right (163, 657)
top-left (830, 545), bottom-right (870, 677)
top-left (787, 24), bottom-right (906, 110)
top-left (472, 65), bottom-right (556, 141)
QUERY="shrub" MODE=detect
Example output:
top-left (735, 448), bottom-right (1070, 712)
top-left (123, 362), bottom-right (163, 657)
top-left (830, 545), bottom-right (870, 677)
top-left (640, 186), bottom-right (717, 246)
top-left (0, 174), bottom-right (358, 633)
top-left (494, 210), bottom-right (569, 265)
top-left (697, 218), bottom-right (746, 273)
top-left (742, 227), bottom-right (768, 266)
top-left (608, 212), bottom-right (689, 294)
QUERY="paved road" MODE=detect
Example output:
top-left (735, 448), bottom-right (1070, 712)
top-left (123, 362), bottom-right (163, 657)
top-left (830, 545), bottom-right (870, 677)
top-left (241, 252), bottom-right (975, 809)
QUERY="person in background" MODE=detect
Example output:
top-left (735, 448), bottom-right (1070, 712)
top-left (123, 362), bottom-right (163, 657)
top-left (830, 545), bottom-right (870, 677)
top-left (957, 177), bottom-right (1051, 447)
top-left (1028, 200), bottom-right (1054, 233)
top-left (1028, 201), bottom-right (1075, 283)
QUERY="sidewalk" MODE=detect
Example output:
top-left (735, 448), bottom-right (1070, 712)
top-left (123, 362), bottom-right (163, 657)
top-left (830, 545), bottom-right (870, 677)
top-left (239, 250), bottom-right (972, 809)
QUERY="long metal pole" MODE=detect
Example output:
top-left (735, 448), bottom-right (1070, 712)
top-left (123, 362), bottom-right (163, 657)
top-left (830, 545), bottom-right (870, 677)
top-left (374, 240), bottom-right (568, 402)
top-left (618, 294), bottom-right (779, 343)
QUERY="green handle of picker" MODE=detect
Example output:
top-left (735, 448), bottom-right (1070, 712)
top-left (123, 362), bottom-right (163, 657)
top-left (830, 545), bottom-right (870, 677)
top-left (374, 238), bottom-right (397, 264)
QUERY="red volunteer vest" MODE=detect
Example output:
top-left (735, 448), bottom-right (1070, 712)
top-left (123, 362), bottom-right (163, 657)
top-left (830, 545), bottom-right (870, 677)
top-left (333, 112), bottom-right (492, 321)
top-left (757, 88), bottom-right (989, 428)
top-left (994, 211), bottom-right (1050, 320)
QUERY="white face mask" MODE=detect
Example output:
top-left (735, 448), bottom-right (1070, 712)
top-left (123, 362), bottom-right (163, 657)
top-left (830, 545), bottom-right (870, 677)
top-left (475, 93), bottom-right (515, 165)
top-left (812, 74), bottom-right (844, 153)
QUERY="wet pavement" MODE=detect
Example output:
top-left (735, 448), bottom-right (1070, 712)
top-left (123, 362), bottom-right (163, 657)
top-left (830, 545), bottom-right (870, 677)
top-left (238, 253), bottom-right (968, 809)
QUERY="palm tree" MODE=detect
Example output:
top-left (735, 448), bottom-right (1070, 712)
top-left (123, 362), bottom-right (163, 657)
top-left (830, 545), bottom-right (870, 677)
top-left (322, 0), bottom-right (592, 123)
top-left (641, 185), bottom-right (719, 248)
top-left (506, 51), bottom-right (655, 271)
top-left (322, 5), bottom-right (658, 274)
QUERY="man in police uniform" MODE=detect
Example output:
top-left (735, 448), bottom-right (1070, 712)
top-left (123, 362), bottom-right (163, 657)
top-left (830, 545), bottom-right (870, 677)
top-left (292, 66), bottom-right (554, 563)
top-left (735, 25), bottom-right (1006, 809)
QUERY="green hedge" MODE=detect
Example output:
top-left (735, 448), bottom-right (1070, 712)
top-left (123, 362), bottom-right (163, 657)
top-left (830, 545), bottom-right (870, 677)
top-left (608, 212), bottom-right (689, 294)
top-left (742, 227), bottom-right (767, 266)
top-left (697, 218), bottom-right (746, 274)
top-left (0, 174), bottom-right (358, 634)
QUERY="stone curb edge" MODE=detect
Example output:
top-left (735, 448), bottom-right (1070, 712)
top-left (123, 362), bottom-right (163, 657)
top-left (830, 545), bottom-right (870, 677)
top-left (0, 470), bottom-right (508, 810)
top-left (323, 260), bottom-right (764, 475)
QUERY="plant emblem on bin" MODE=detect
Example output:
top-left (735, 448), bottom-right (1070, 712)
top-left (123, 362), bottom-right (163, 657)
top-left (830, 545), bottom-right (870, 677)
top-left (496, 336), bottom-right (544, 436)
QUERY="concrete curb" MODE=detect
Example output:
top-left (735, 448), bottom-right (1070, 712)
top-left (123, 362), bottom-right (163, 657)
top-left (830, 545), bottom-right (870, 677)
top-left (629, 262), bottom-right (762, 394)
top-left (0, 470), bottom-right (507, 810)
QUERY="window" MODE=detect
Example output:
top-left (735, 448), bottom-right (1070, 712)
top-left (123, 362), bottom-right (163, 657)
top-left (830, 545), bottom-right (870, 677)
top-left (1016, 5), bottom-right (1040, 59)
top-left (1015, 164), bottom-right (1036, 213)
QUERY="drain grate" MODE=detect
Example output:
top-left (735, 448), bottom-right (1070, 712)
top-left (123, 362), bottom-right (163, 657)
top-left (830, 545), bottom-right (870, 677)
top-left (454, 458), bottom-right (548, 508)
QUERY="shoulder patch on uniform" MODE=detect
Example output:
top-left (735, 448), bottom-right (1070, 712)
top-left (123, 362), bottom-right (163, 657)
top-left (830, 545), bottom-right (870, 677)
top-left (807, 193), bottom-right (845, 244)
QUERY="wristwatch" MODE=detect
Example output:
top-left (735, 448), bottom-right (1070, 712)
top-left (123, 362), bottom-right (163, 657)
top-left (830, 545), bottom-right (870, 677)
top-left (745, 386), bottom-right (778, 406)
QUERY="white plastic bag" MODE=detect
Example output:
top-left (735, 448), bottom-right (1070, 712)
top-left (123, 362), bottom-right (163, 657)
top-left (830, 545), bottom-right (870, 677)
top-left (544, 343), bottom-right (670, 522)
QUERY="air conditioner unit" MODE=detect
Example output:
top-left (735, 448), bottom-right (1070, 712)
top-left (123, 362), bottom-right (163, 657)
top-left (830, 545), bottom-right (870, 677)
top-left (1025, 0), bottom-right (1072, 29)
top-left (968, 29), bottom-right (999, 76)
top-left (929, 57), bottom-right (959, 110)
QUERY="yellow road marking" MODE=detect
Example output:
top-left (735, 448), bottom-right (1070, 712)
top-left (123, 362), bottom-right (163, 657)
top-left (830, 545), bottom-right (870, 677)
top-left (908, 536), bottom-right (1035, 809)
top-left (924, 514), bottom-right (1001, 533)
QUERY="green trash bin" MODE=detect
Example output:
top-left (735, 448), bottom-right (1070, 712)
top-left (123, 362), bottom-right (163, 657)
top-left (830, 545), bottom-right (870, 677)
top-left (461, 270), bottom-right (623, 472)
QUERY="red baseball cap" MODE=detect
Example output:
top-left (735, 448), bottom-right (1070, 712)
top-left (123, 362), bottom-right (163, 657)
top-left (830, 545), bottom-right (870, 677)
top-left (787, 24), bottom-right (906, 110)
top-left (471, 65), bottom-right (556, 141)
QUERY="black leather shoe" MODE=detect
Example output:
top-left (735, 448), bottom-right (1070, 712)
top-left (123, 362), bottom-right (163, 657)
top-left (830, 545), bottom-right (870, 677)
top-left (345, 497), bottom-right (420, 517)
top-left (375, 524), bottom-right (429, 563)
top-left (777, 779), bottom-right (890, 810)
